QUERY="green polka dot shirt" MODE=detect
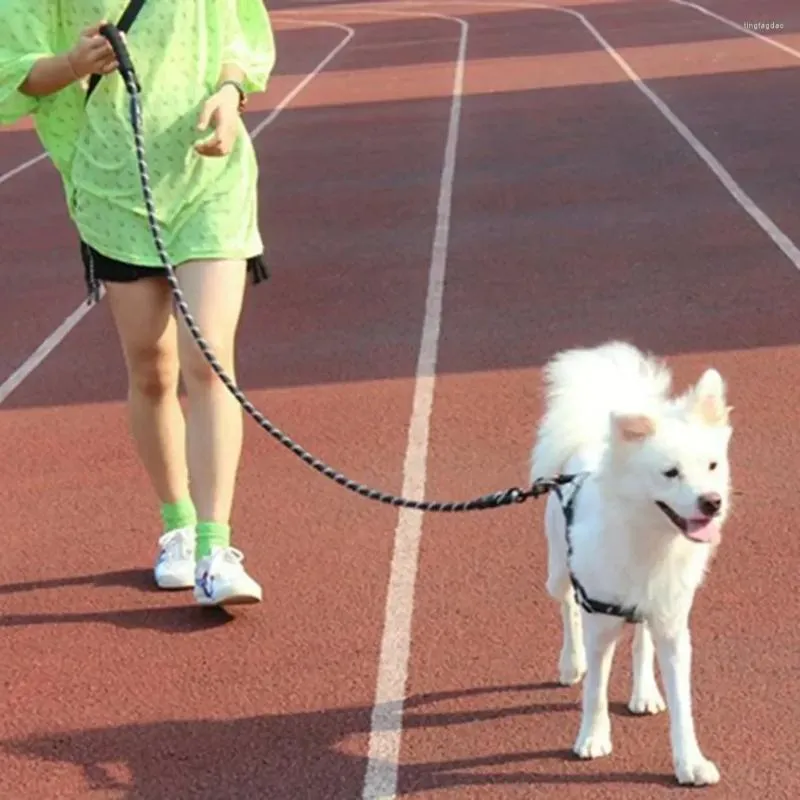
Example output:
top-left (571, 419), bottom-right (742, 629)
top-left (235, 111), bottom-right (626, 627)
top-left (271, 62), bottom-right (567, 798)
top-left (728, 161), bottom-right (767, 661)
top-left (0, 1), bottom-right (276, 267)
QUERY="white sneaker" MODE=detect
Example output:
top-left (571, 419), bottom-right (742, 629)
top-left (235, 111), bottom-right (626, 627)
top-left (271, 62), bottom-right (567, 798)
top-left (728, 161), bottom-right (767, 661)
top-left (154, 527), bottom-right (196, 589)
top-left (193, 546), bottom-right (262, 606)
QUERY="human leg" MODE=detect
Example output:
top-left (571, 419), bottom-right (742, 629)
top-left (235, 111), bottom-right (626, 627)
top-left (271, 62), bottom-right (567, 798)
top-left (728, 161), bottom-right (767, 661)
top-left (104, 274), bottom-right (197, 588)
top-left (175, 258), bottom-right (260, 605)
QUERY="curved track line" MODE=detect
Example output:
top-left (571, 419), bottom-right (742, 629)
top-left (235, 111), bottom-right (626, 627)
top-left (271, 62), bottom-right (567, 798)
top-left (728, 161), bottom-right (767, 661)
top-left (0, 21), bottom-right (355, 406)
top-left (249, 18), bottom-right (355, 139)
top-left (670, 0), bottom-right (800, 60)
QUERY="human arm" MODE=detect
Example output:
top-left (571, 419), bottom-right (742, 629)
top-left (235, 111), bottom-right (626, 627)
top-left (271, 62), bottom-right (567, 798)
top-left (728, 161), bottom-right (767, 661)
top-left (19, 24), bottom-right (118, 97)
top-left (195, 1), bottom-right (276, 157)
top-left (0, 1), bottom-right (53, 123)
top-left (194, 64), bottom-right (247, 157)
top-left (18, 54), bottom-right (80, 98)
top-left (0, 7), bottom-right (118, 125)
top-left (220, 0), bottom-right (276, 94)
top-left (216, 63), bottom-right (248, 107)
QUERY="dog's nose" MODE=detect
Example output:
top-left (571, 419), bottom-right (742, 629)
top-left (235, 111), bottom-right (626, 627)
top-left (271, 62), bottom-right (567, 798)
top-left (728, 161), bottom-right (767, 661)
top-left (697, 492), bottom-right (722, 517)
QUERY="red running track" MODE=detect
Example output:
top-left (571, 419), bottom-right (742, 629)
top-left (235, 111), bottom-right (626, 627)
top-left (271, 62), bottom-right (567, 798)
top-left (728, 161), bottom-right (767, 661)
top-left (1, 1), bottom-right (799, 798)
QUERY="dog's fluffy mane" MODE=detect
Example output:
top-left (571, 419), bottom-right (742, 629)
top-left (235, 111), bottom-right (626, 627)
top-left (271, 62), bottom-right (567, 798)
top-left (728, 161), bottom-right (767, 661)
top-left (530, 340), bottom-right (673, 482)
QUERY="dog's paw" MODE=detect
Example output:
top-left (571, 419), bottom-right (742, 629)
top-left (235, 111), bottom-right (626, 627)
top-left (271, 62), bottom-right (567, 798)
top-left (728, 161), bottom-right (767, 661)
top-left (628, 686), bottom-right (666, 715)
top-left (675, 755), bottom-right (720, 786)
top-left (558, 651), bottom-right (586, 686)
top-left (559, 663), bottom-right (586, 686)
top-left (573, 729), bottom-right (612, 759)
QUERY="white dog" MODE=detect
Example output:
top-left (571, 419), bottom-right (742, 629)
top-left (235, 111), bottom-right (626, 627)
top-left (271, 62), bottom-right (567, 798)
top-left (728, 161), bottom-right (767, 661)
top-left (530, 341), bottom-right (732, 787)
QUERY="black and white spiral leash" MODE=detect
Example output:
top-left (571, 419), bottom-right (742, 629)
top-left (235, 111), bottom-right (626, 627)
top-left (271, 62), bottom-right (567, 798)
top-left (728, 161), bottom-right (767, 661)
top-left (98, 24), bottom-right (565, 513)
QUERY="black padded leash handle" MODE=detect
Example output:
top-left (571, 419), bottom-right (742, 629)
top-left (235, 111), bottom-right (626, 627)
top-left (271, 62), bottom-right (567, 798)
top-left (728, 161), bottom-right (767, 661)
top-left (99, 23), bottom-right (140, 92)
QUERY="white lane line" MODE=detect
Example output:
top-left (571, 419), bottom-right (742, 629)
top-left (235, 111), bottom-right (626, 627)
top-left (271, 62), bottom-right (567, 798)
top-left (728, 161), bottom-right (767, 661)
top-left (670, 0), bottom-right (800, 60)
top-left (355, 9), bottom-right (468, 800)
top-left (0, 299), bottom-right (100, 404)
top-left (0, 152), bottom-right (48, 188)
top-left (451, 0), bottom-right (800, 271)
top-left (0, 21), bottom-right (355, 406)
top-left (563, 3), bottom-right (800, 268)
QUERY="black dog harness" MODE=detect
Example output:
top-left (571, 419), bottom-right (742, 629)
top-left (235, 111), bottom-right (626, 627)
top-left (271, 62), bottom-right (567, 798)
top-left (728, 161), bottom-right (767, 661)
top-left (557, 473), bottom-right (643, 624)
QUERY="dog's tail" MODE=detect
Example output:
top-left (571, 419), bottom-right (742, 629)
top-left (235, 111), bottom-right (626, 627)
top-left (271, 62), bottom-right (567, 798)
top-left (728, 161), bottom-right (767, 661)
top-left (530, 341), bottom-right (672, 480)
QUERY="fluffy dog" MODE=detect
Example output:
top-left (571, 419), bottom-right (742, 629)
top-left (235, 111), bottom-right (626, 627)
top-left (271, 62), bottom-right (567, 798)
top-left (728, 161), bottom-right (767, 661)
top-left (530, 341), bottom-right (732, 786)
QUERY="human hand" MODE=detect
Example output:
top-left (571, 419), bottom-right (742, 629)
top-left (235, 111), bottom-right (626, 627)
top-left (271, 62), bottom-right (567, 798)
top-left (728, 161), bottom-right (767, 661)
top-left (67, 22), bottom-right (119, 79)
top-left (194, 85), bottom-right (242, 157)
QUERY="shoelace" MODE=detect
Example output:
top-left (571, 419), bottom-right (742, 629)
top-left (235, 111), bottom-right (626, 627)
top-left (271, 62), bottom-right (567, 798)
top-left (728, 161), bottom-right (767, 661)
top-left (208, 546), bottom-right (245, 570)
top-left (157, 528), bottom-right (194, 560)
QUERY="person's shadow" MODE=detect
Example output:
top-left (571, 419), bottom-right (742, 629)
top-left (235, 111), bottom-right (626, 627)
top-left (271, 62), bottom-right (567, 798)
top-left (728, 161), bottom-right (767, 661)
top-left (2, 682), bottom-right (676, 798)
top-left (0, 568), bottom-right (236, 633)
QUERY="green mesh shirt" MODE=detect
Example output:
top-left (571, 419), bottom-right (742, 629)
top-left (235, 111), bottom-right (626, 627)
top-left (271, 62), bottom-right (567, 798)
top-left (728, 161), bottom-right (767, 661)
top-left (0, 0), bottom-right (276, 268)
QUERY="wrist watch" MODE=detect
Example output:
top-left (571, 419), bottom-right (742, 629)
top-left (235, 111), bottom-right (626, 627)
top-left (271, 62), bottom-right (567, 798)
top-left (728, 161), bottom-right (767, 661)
top-left (218, 79), bottom-right (247, 113)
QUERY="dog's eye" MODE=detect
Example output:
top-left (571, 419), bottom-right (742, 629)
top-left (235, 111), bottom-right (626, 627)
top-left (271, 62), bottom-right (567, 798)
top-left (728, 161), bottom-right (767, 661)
top-left (663, 467), bottom-right (680, 479)
top-left (709, 461), bottom-right (717, 471)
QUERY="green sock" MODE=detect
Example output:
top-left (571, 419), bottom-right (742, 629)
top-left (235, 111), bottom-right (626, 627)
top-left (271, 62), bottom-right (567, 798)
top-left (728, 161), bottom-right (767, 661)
top-left (160, 497), bottom-right (197, 532)
top-left (196, 521), bottom-right (231, 559)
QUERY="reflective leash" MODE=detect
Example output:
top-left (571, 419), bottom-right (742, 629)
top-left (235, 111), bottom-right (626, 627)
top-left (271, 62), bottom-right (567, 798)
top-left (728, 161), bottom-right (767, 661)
top-left (97, 24), bottom-right (562, 513)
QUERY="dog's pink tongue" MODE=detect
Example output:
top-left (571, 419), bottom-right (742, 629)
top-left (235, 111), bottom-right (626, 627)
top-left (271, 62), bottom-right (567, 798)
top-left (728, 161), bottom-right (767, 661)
top-left (687, 519), bottom-right (720, 544)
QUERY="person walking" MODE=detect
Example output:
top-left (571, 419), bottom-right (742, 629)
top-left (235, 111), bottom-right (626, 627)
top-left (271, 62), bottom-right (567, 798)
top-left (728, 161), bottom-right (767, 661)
top-left (0, 1), bottom-right (277, 607)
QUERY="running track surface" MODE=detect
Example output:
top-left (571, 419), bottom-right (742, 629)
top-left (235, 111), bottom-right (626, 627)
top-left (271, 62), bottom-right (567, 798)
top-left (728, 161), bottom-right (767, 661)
top-left (1, 1), bottom-right (799, 798)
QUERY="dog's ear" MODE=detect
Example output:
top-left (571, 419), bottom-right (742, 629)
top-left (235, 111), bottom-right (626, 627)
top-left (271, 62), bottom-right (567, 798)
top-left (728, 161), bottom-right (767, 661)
top-left (690, 368), bottom-right (730, 426)
top-left (610, 411), bottom-right (656, 442)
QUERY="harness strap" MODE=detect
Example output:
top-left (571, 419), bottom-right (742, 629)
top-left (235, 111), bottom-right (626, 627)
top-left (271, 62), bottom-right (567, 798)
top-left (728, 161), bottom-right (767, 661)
top-left (559, 472), bottom-right (643, 624)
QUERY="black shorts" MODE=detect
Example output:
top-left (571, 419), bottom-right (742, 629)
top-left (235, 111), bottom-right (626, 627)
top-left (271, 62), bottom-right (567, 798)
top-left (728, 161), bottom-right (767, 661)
top-left (80, 240), bottom-right (269, 301)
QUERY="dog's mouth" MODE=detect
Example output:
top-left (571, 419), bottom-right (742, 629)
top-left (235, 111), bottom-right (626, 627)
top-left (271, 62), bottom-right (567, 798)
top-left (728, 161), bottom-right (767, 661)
top-left (655, 501), bottom-right (719, 544)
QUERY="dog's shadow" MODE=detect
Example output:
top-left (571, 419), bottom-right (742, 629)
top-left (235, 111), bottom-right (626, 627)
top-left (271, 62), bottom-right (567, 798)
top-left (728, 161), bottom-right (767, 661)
top-left (0, 574), bottom-right (683, 792)
top-left (2, 682), bottom-right (679, 798)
